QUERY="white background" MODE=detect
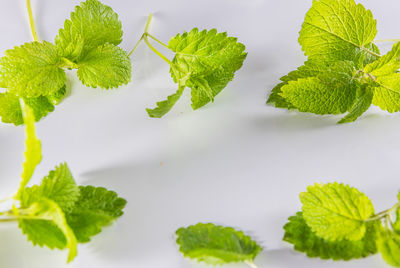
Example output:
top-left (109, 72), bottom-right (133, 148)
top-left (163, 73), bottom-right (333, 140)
top-left (0, 0), bottom-right (398, 267)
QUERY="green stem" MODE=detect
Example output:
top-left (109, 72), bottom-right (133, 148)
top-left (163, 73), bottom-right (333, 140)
top-left (361, 46), bottom-right (380, 58)
top-left (366, 203), bottom-right (400, 222)
top-left (26, 0), bottom-right (39, 41)
top-left (245, 261), bottom-right (259, 268)
top-left (128, 34), bottom-right (144, 57)
top-left (146, 33), bottom-right (169, 49)
top-left (374, 39), bottom-right (400, 43)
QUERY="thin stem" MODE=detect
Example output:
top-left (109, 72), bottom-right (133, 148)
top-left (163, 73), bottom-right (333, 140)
top-left (144, 13), bottom-right (153, 34)
top-left (374, 39), bottom-right (400, 43)
top-left (361, 46), bottom-right (380, 58)
top-left (0, 195), bottom-right (13, 205)
top-left (144, 36), bottom-right (173, 65)
top-left (245, 261), bottom-right (259, 268)
top-left (0, 218), bottom-right (18, 223)
top-left (26, 0), bottom-right (39, 41)
top-left (128, 34), bottom-right (144, 56)
top-left (146, 33), bottom-right (169, 49)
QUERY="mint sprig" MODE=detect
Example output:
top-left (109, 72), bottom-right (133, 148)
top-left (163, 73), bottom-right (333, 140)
top-left (284, 182), bottom-right (400, 267)
top-left (0, 102), bottom-right (126, 263)
top-left (268, 0), bottom-right (400, 123)
top-left (0, 0), bottom-right (131, 126)
top-left (129, 14), bottom-right (247, 118)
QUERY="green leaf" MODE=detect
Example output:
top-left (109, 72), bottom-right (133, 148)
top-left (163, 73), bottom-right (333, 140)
top-left (280, 77), bottom-right (356, 115)
top-left (66, 186), bottom-right (126, 243)
top-left (168, 28), bottom-right (247, 111)
top-left (18, 198), bottom-right (78, 263)
top-left (283, 212), bottom-right (379, 260)
top-left (377, 230), bottom-right (400, 267)
top-left (19, 163), bottom-right (80, 212)
top-left (299, 0), bottom-right (377, 62)
top-left (55, 0), bottom-right (123, 61)
top-left (338, 84), bottom-right (374, 123)
top-left (176, 223), bottom-right (262, 265)
top-left (372, 73), bottom-right (400, 112)
top-left (365, 42), bottom-right (400, 77)
top-left (77, 44), bottom-right (131, 89)
top-left (267, 60), bottom-right (330, 108)
top-left (300, 183), bottom-right (375, 241)
top-left (0, 41), bottom-right (66, 98)
top-left (147, 85), bottom-right (185, 118)
top-left (18, 102), bottom-right (42, 198)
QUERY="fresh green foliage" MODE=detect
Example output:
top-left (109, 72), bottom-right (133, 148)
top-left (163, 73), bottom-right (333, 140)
top-left (283, 212), bottom-right (379, 260)
top-left (284, 182), bottom-right (400, 267)
top-left (268, 0), bottom-right (400, 123)
top-left (0, 101), bottom-right (127, 263)
top-left (0, 0), bottom-right (131, 126)
top-left (176, 223), bottom-right (261, 266)
top-left (300, 183), bottom-right (375, 241)
top-left (130, 16), bottom-right (247, 118)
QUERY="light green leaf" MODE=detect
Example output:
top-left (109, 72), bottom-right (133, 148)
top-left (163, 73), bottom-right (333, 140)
top-left (0, 41), bottom-right (66, 98)
top-left (176, 223), bottom-right (262, 265)
top-left (299, 0), bottom-right (377, 62)
top-left (18, 198), bottom-right (78, 262)
top-left (267, 60), bottom-right (330, 108)
top-left (300, 183), bottom-right (375, 241)
top-left (365, 42), bottom-right (400, 77)
top-left (20, 163), bottom-right (80, 212)
top-left (169, 28), bottom-right (247, 111)
top-left (377, 230), bottom-right (400, 267)
top-left (66, 186), bottom-right (126, 243)
top-left (280, 77), bottom-right (356, 115)
top-left (18, 102), bottom-right (42, 198)
top-left (338, 84), bottom-right (374, 123)
top-left (372, 73), bottom-right (400, 112)
top-left (283, 212), bottom-right (379, 260)
top-left (77, 44), bottom-right (131, 89)
top-left (55, 0), bottom-right (123, 61)
top-left (147, 85), bottom-right (185, 118)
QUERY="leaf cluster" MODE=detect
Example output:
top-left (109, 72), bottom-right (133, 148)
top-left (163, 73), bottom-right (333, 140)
top-left (268, 0), bottom-right (400, 123)
top-left (284, 182), bottom-right (400, 267)
top-left (0, 0), bottom-right (131, 126)
top-left (2, 103), bottom-right (126, 263)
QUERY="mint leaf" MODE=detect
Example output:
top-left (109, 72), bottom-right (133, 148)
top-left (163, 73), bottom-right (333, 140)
top-left (0, 41), bottom-right (66, 98)
top-left (77, 44), bottom-right (131, 89)
top-left (176, 223), bottom-right (261, 265)
top-left (66, 186), bottom-right (126, 243)
top-left (168, 28), bottom-right (247, 111)
top-left (18, 102), bottom-right (42, 197)
top-left (299, 0), bottom-right (377, 62)
top-left (280, 77), bottom-right (356, 115)
top-left (20, 163), bottom-right (80, 212)
top-left (377, 230), bottom-right (400, 267)
top-left (55, 0), bottom-right (123, 61)
top-left (372, 73), bottom-right (400, 112)
top-left (147, 85), bottom-right (185, 118)
top-left (283, 212), bottom-right (379, 260)
top-left (300, 183), bottom-right (375, 241)
top-left (365, 42), bottom-right (400, 77)
top-left (18, 198), bottom-right (78, 262)
top-left (339, 84), bottom-right (374, 123)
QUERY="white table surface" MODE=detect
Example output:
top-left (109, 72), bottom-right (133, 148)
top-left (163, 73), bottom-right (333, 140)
top-left (0, 0), bottom-right (398, 267)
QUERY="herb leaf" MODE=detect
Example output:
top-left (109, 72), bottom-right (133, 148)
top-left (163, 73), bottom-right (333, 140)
top-left (66, 186), bottom-right (126, 243)
top-left (283, 212), bottom-right (379, 260)
top-left (147, 85), bottom-right (185, 118)
top-left (300, 183), bottom-right (375, 241)
top-left (20, 163), bottom-right (80, 212)
top-left (77, 44), bottom-right (131, 89)
top-left (0, 41), bottom-right (66, 98)
top-left (299, 0), bottom-right (377, 62)
top-left (167, 28), bottom-right (247, 111)
top-left (55, 0), bottom-right (123, 61)
top-left (18, 198), bottom-right (78, 262)
top-left (365, 42), bottom-right (400, 77)
top-left (338, 84), bottom-right (374, 123)
top-left (372, 74), bottom-right (400, 113)
top-left (176, 223), bottom-right (261, 265)
top-left (377, 230), bottom-right (400, 267)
